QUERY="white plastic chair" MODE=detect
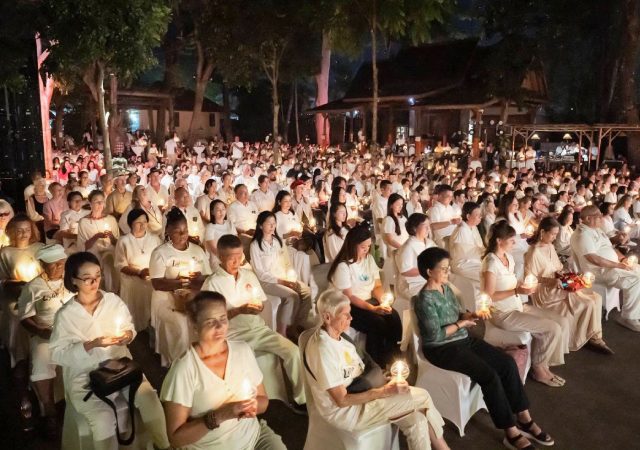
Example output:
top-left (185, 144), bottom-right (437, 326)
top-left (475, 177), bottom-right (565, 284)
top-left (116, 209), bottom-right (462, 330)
top-left (255, 351), bottom-right (288, 403)
top-left (259, 295), bottom-right (282, 332)
top-left (62, 394), bottom-right (151, 450)
top-left (344, 327), bottom-right (367, 351)
top-left (407, 310), bottom-right (487, 436)
top-left (591, 283), bottom-right (621, 320)
top-left (298, 329), bottom-right (399, 450)
top-left (448, 273), bottom-right (480, 313)
top-left (483, 321), bottom-right (532, 383)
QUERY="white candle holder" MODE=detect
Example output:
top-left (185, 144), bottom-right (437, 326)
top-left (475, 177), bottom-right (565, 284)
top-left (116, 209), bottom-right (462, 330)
top-left (627, 255), bottom-right (638, 268)
top-left (286, 268), bottom-right (297, 282)
top-left (522, 274), bottom-right (538, 289)
top-left (380, 292), bottom-right (394, 308)
top-left (390, 360), bottom-right (410, 383)
top-left (583, 271), bottom-right (595, 288)
top-left (239, 378), bottom-right (257, 400)
top-left (475, 292), bottom-right (492, 314)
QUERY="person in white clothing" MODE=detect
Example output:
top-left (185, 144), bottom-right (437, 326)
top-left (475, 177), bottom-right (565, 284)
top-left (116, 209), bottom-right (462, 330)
top-left (227, 184), bottom-right (258, 235)
top-left (195, 179), bottom-right (218, 223)
top-left (146, 168), bottom-right (171, 210)
top-left (149, 209), bottom-right (211, 366)
top-left (172, 188), bottom-right (206, 244)
top-left (57, 191), bottom-right (89, 255)
top-left (217, 173), bottom-right (236, 205)
top-left (118, 185), bottom-right (164, 237)
top-left (323, 203), bottom-right (350, 263)
top-left (114, 209), bottom-right (162, 331)
top-left (202, 235), bottom-right (306, 409)
top-left (396, 213), bottom-right (436, 297)
top-left (165, 133), bottom-right (178, 165)
top-left (449, 202), bottom-right (485, 282)
top-left (382, 193), bottom-right (409, 288)
top-left (17, 244), bottom-right (72, 431)
top-left (250, 211), bottom-right (313, 339)
top-left (251, 175), bottom-right (276, 212)
top-left (406, 190), bottom-right (423, 216)
top-left (49, 252), bottom-right (170, 450)
top-left (204, 200), bottom-right (238, 270)
top-left (428, 184), bottom-right (460, 248)
top-left (302, 289), bottom-right (448, 450)
top-left (161, 291), bottom-right (285, 450)
top-left (612, 195), bottom-right (640, 238)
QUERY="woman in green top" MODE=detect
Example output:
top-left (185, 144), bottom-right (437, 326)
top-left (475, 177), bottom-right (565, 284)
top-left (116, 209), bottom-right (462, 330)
top-left (414, 247), bottom-right (554, 450)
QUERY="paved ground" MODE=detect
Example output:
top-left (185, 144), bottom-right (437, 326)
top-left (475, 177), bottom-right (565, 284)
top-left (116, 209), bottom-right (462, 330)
top-left (1, 310), bottom-right (638, 450)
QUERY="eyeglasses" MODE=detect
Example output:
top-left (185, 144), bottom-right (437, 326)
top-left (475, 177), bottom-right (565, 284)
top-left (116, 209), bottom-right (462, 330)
top-left (436, 265), bottom-right (451, 273)
top-left (74, 274), bottom-right (102, 285)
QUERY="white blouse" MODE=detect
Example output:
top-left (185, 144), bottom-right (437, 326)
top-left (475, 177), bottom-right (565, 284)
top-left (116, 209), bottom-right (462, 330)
top-left (77, 215), bottom-right (120, 255)
top-left (324, 227), bottom-right (348, 263)
top-left (114, 232), bottom-right (162, 272)
top-left (481, 253), bottom-right (522, 313)
top-left (249, 238), bottom-right (292, 284)
top-left (275, 210), bottom-right (302, 238)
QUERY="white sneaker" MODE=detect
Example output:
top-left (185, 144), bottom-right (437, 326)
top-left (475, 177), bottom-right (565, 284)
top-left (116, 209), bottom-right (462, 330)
top-left (616, 317), bottom-right (640, 332)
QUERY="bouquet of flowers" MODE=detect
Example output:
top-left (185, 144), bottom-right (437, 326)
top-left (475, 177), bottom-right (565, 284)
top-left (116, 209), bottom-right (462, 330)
top-left (555, 272), bottom-right (592, 292)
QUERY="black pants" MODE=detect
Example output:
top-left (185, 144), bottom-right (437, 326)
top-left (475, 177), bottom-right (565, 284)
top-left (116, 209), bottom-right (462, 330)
top-left (422, 337), bottom-right (529, 429)
top-left (350, 303), bottom-right (402, 367)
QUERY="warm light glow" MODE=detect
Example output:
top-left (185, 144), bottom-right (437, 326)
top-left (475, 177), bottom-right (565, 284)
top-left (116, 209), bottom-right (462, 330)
top-left (251, 286), bottom-right (261, 305)
top-left (583, 272), bottom-right (595, 288)
top-left (523, 274), bottom-right (538, 288)
top-left (380, 292), bottom-right (394, 308)
top-left (390, 360), bottom-right (410, 383)
top-left (103, 223), bottom-right (110, 231)
top-left (627, 255), bottom-right (638, 267)
top-left (286, 268), bottom-right (297, 282)
top-left (309, 217), bottom-right (316, 228)
top-left (525, 224), bottom-right (535, 235)
top-left (239, 378), bottom-right (257, 400)
top-left (475, 292), bottom-right (492, 313)
top-left (189, 259), bottom-right (197, 275)
top-left (624, 225), bottom-right (632, 235)
top-left (17, 260), bottom-right (40, 282)
top-left (157, 198), bottom-right (165, 207)
top-left (114, 317), bottom-right (125, 338)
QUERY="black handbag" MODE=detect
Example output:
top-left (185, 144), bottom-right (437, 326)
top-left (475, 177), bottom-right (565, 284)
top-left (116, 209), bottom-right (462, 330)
top-left (83, 357), bottom-right (143, 445)
top-left (303, 332), bottom-right (386, 395)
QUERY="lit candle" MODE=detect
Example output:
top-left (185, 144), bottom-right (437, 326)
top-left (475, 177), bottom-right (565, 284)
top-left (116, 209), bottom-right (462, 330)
top-left (251, 286), bottom-right (261, 306)
top-left (380, 292), bottom-right (394, 308)
top-left (239, 378), bottom-right (257, 400)
top-left (286, 268), bottom-right (297, 282)
top-left (114, 317), bottom-right (125, 338)
top-left (475, 292), bottom-right (492, 314)
top-left (390, 360), bottom-right (410, 383)
top-left (157, 198), bottom-right (165, 207)
top-left (525, 224), bottom-right (535, 235)
top-left (627, 255), bottom-right (638, 267)
top-left (587, 201), bottom-right (592, 206)
top-left (17, 260), bottom-right (40, 282)
top-left (523, 274), bottom-right (538, 288)
top-left (308, 217), bottom-right (316, 228)
top-left (583, 272), bottom-right (595, 288)
top-left (189, 259), bottom-right (197, 275)
top-left (103, 222), bottom-right (110, 232)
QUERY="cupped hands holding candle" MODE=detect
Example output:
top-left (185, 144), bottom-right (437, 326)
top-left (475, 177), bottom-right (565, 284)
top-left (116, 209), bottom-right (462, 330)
top-left (625, 255), bottom-right (638, 268)
top-left (522, 274), bottom-right (539, 289)
top-left (390, 360), bottom-right (410, 383)
top-left (379, 292), bottom-right (395, 310)
top-left (474, 292), bottom-right (493, 319)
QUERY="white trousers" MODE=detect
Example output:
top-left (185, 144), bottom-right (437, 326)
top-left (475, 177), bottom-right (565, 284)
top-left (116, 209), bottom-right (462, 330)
top-left (598, 268), bottom-right (640, 320)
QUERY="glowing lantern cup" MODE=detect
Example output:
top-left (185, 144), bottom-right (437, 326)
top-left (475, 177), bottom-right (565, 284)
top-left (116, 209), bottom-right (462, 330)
top-left (525, 225), bottom-right (535, 235)
top-left (624, 225), bottom-right (632, 235)
top-left (114, 317), bottom-right (125, 338)
top-left (309, 218), bottom-right (316, 228)
top-left (239, 378), bottom-right (257, 400)
top-left (390, 360), bottom-right (410, 383)
top-left (475, 293), bottom-right (492, 314)
top-left (583, 272), bottom-right (595, 288)
top-left (286, 268), bottom-right (297, 282)
top-left (103, 223), bottom-right (110, 232)
top-left (17, 260), bottom-right (40, 282)
top-left (380, 293), bottom-right (394, 308)
top-left (627, 255), bottom-right (638, 268)
top-left (251, 286), bottom-right (261, 306)
top-left (523, 274), bottom-right (538, 289)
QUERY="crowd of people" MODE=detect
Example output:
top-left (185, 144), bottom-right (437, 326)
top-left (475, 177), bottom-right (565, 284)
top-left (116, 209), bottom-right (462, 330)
top-left (1, 132), bottom-right (639, 450)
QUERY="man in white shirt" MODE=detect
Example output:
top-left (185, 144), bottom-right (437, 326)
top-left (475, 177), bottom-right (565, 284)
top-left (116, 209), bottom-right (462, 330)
top-left (146, 168), bottom-right (171, 210)
top-left (202, 235), bottom-right (306, 409)
top-left (164, 133), bottom-right (178, 165)
top-left (231, 136), bottom-right (244, 160)
top-left (227, 185), bottom-right (258, 235)
top-left (428, 184), bottom-right (461, 248)
top-left (235, 164), bottom-right (258, 193)
top-left (570, 205), bottom-right (640, 332)
top-left (172, 187), bottom-right (205, 243)
top-left (251, 175), bottom-right (276, 212)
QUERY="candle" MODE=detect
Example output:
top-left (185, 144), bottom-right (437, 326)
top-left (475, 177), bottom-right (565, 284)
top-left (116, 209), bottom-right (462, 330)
top-left (583, 272), bottom-right (595, 288)
top-left (293, 222), bottom-right (303, 233)
top-left (239, 378), bottom-right (257, 400)
top-left (114, 317), bottom-right (125, 338)
top-left (251, 286), bottom-right (261, 306)
top-left (103, 223), bottom-right (110, 232)
top-left (525, 224), bottom-right (535, 235)
top-left (380, 292), bottom-right (394, 308)
top-left (157, 198), bottom-right (165, 207)
top-left (390, 360), bottom-right (410, 383)
top-left (189, 259), bottom-right (197, 275)
top-left (627, 255), bottom-right (638, 267)
top-left (286, 268), bottom-right (297, 282)
top-left (17, 260), bottom-right (40, 282)
top-left (523, 274), bottom-right (538, 288)
top-left (587, 201), bottom-right (592, 206)
top-left (308, 217), bottom-right (316, 228)
top-left (475, 292), bottom-right (492, 314)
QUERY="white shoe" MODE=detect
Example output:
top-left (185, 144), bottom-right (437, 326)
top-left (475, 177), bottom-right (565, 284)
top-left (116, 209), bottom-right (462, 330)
top-left (616, 317), bottom-right (640, 332)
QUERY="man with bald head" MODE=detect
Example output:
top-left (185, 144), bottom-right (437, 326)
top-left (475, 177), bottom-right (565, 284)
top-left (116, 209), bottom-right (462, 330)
top-left (570, 205), bottom-right (640, 332)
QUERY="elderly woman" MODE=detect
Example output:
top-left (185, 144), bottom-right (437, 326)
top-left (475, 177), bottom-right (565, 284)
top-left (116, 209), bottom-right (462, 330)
top-left (42, 182), bottom-right (68, 241)
top-left (525, 217), bottom-right (613, 355)
top-left (0, 199), bottom-right (15, 248)
top-left (204, 200), bottom-right (238, 270)
top-left (17, 244), bottom-right (71, 433)
top-left (49, 252), bottom-right (170, 450)
top-left (482, 221), bottom-right (569, 388)
top-left (76, 190), bottom-right (120, 292)
top-left (150, 208), bottom-right (212, 366)
top-left (115, 209), bottom-right (162, 331)
top-left (449, 202), bottom-right (485, 282)
top-left (323, 203), bottom-right (350, 263)
top-left (415, 247), bottom-right (553, 450)
top-left (27, 177), bottom-right (49, 243)
top-left (328, 224), bottom-right (402, 367)
top-left (302, 289), bottom-right (448, 450)
top-left (160, 291), bottom-right (285, 450)
top-left (396, 213), bottom-right (436, 297)
top-left (118, 185), bottom-right (164, 236)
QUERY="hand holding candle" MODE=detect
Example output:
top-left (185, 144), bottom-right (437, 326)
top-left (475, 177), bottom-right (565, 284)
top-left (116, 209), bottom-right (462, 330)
top-left (522, 274), bottom-right (539, 289)
top-left (525, 224), bottom-right (535, 236)
top-left (390, 360), bottom-right (410, 383)
top-left (380, 292), bottom-right (394, 309)
top-left (286, 268), bottom-right (297, 282)
top-left (626, 255), bottom-right (638, 268)
top-left (475, 292), bottom-right (492, 318)
top-left (582, 271), bottom-right (595, 288)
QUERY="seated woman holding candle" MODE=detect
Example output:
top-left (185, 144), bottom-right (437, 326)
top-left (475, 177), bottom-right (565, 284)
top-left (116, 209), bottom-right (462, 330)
top-left (273, 190), bottom-right (315, 285)
top-left (49, 252), bottom-right (170, 450)
top-left (0, 214), bottom-right (44, 365)
top-left (482, 221), bottom-right (569, 388)
top-left (303, 289), bottom-right (448, 450)
top-left (449, 202), bottom-right (485, 282)
top-left (76, 190), bottom-right (120, 292)
top-left (554, 206), bottom-right (574, 260)
top-left (115, 209), bottom-right (162, 331)
top-left (415, 246), bottom-right (554, 450)
top-left (328, 224), bottom-right (402, 367)
top-left (612, 194), bottom-right (640, 238)
top-left (118, 185), bottom-right (164, 237)
top-left (149, 208), bottom-right (212, 366)
top-left (17, 244), bottom-right (72, 435)
top-left (204, 200), bottom-right (237, 270)
top-left (496, 192), bottom-right (530, 277)
top-left (250, 211), bottom-right (313, 339)
top-left (324, 203), bottom-right (350, 263)
top-left (524, 217), bottom-right (613, 355)
top-left (195, 178), bottom-right (218, 223)
top-left (161, 290), bottom-right (285, 450)
top-left (396, 213), bottom-right (436, 297)
top-left (382, 193), bottom-right (409, 284)
top-left (599, 202), bottom-right (631, 246)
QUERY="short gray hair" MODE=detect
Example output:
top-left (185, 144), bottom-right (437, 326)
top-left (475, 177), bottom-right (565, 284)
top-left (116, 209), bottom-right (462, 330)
top-left (316, 289), bottom-right (350, 318)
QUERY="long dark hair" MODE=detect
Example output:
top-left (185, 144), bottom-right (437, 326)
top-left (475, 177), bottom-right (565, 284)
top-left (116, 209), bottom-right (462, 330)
top-left (252, 211), bottom-right (283, 251)
top-left (327, 224), bottom-right (371, 282)
top-left (497, 191), bottom-right (517, 220)
top-left (273, 190), bottom-right (291, 214)
top-left (327, 202), bottom-right (350, 237)
top-left (530, 216), bottom-right (560, 244)
top-left (484, 220), bottom-right (516, 257)
top-left (386, 193), bottom-right (405, 235)
top-left (329, 186), bottom-right (345, 208)
top-left (209, 199), bottom-right (227, 224)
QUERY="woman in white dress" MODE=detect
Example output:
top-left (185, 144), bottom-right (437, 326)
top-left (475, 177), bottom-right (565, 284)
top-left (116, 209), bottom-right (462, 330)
top-left (406, 190), bottom-right (423, 216)
top-left (118, 185), bottom-right (164, 237)
top-left (195, 179), bottom-right (218, 223)
top-left (273, 191), bottom-right (313, 285)
top-left (115, 209), bottom-right (162, 331)
top-left (149, 208), bottom-right (212, 366)
top-left (204, 200), bottom-right (237, 271)
top-left (612, 194), bottom-right (640, 238)
top-left (345, 185), bottom-right (359, 221)
top-left (76, 190), bottom-right (120, 292)
top-left (481, 221), bottom-right (570, 388)
top-left (449, 202), bottom-right (485, 282)
top-left (396, 213), bottom-right (436, 297)
top-left (250, 211), bottom-right (313, 339)
top-left (382, 193), bottom-right (409, 287)
top-left (497, 192), bottom-right (530, 278)
top-left (161, 291), bottom-right (285, 450)
top-left (49, 252), bottom-right (170, 450)
top-left (323, 203), bottom-right (350, 263)
top-left (554, 207), bottom-right (574, 259)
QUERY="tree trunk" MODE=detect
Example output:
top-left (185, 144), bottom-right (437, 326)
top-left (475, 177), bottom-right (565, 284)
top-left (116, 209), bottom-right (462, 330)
top-left (272, 76), bottom-right (280, 139)
top-left (53, 93), bottom-right (65, 149)
top-left (95, 62), bottom-right (112, 171)
top-left (108, 74), bottom-right (121, 157)
top-left (36, 35), bottom-right (54, 174)
top-left (187, 39), bottom-right (215, 143)
top-left (619, 0), bottom-right (640, 166)
top-left (294, 80), bottom-right (300, 144)
top-left (222, 82), bottom-right (233, 141)
top-left (315, 31), bottom-right (331, 146)
top-left (370, 13), bottom-right (379, 146)
top-left (284, 82), bottom-right (294, 144)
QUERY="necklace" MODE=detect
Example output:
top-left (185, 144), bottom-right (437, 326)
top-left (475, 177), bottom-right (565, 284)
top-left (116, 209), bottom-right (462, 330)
top-left (132, 233), bottom-right (148, 254)
top-left (41, 273), bottom-right (66, 300)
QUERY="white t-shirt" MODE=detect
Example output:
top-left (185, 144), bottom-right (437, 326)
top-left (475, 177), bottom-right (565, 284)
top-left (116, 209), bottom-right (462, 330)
top-left (160, 342), bottom-right (263, 450)
top-left (249, 238), bottom-right (292, 284)
top-left (332, 255), bottom-right (380, 299)
top-left (397, 236), bottom-right (435, 296)
top-left (164, 139), bottom-right (177, 155)
top-left (77, 215), bottom-right (119, 256)
top-left (275, 210), bottom-right (301, 237)
top-left (251, 189), bottom-right (276, 213)
top-left (0, 243), bottom-right (44, 283)
top-left (303, 328), bottom-right (364, 431)
top-left (324, 227), bottom-right (348, 263)
top-left (570, 224), bottom-right (619, 276)
top-left (18, 276), bottom-right (73, 327)
top-left (227, 201), bottom-right (258, 232)
top-left (202, 267), bottom-right (267, 310)
top-left (383, 215), bottom-right (409, 255)
top-left (428, 201), bottom-right (457, 247)
top-left (481, 253), bottom-right (522, 313)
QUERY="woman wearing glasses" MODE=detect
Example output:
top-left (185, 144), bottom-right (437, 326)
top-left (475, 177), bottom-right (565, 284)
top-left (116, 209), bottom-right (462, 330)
top-left (49, 252), bottom-right (170, 450)
top-left (161, 291), bottom-right (285, 450)
top-left (117, 186), bottom-right (164, 237)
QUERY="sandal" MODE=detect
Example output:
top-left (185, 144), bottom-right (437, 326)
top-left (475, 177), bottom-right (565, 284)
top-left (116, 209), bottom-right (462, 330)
top-left (503, 433), bottom-right (536, 450)
top-left (531, 374), bottom-right (564, 387)
top-left (517, 420), bottom-right (555, 446)
top-left (551, 375), bottom-right (566, 385)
